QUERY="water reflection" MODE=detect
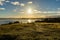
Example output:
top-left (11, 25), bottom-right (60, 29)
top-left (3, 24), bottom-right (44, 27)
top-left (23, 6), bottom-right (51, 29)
top-left (0, 19), bottom-right (37, 24)
top-left (28, 19), bottom-right (32, 23)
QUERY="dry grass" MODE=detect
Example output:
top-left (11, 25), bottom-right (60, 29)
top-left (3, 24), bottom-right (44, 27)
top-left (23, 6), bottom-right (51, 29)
top-left (0, 22), bottom-right (60, 40)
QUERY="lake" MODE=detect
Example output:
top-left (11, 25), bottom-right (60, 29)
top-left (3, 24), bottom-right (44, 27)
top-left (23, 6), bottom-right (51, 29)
top-left (0, 18), bottom-right (40, 24)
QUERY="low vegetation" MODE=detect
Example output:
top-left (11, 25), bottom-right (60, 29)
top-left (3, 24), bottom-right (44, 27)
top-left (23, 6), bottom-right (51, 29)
top-left (0, 22), bottom-right (60, 40)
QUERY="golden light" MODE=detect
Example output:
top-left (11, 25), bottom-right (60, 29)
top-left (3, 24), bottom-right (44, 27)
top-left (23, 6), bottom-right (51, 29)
top-left (28, 19), bottom-right (32, 23)
top-left (27, 8), bottom-right (33, 14)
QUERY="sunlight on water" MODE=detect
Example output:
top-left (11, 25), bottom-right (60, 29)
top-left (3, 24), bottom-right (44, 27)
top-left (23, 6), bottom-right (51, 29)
top-left (28, 19), bottom-right (32, 23)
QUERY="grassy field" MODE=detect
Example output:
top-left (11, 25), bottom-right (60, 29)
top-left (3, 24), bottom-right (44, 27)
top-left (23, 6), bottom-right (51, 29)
top-left (0, 22), bottom-right (60, 40)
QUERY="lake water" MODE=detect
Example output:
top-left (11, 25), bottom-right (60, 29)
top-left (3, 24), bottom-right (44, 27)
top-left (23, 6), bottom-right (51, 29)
top-left (0, 18), bottom-right (39, 24)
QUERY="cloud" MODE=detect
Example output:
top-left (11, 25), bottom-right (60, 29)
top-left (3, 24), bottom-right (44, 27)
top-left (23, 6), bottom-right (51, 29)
top-left (11, 2), bottom-right (20, 5)
top-left (33, 9), bottom-right (60, 14)
top-left (0, 2), bottom-right (3, 5)
top-left (20, 3), bottom-right (25, 6)
top-left (13, 9), bottom-right (25, 13)
top-left (57, 8), bottom-right (60, 10)
top-left (11, 1), bottom-right (33, 6)
top-left (57, 11), bottom-right (60, 13)
top-left (11, 1), bottom-right (25, 7)
top-left (43, 11), bottom-right (47, 13)
top-left (0, 0), bottom-right (5, 5)
top-left (42, 11), bottom-right (57, 13)
top-left (34, 10), bottom-right (38, 12)
top-left (42, 11), bottom-right (60, 14)
top-left (56, 0), bottom-right (59, 1)
top-left (0, 8), bottom-right (5, 10)
top-left (0, 0), bottom-right (10, 5)
top-left (0, 0), bottom-right (5, 2)
top-left (13, 9), bottom-right (17, 12)
top-left (5, 0), bottom-right (10, 3)
top-left (19, 11), bottom-right (24, 13)
top-left (33, 10), bottom-right (42, 13)
top-left (28, 1), bottom-right (32, 4)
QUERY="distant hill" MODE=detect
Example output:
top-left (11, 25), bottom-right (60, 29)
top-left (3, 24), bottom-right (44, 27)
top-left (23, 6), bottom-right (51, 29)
top-left (35, 18), bottom-right (60, 23)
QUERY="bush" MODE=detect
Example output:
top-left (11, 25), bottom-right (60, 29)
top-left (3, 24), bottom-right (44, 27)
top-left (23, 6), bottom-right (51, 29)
top-left (8, 22), bottom-right (13, 24)
top-left (14, 21), bottom-right (19, 24)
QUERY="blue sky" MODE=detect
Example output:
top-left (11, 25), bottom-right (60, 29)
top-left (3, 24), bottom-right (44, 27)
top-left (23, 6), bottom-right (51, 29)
top-left (0, 0), bottom-right (60, 18)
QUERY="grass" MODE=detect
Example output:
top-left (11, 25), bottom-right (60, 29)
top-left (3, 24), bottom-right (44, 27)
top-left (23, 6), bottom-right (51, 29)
top-left (0, 22), bottom-right (60, 40)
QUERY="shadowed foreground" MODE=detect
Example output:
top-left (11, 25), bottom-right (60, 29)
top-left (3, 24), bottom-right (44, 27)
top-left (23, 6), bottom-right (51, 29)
top-left (0, 22), bottom-right (60, 40)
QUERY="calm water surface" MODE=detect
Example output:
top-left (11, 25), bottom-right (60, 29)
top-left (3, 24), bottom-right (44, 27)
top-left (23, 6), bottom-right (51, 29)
top-left (0, 18), bottom-right (38, 24)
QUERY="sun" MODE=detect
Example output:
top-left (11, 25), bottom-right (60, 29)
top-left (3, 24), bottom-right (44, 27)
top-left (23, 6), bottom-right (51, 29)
top-left (27, 8), bottom-right (33, 14)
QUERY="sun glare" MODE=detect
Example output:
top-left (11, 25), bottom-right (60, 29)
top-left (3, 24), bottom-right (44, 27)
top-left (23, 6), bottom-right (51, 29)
top-left (28, 19), bottom-right (32, 23)
top-left (27, 8), bottom-right (33, 14)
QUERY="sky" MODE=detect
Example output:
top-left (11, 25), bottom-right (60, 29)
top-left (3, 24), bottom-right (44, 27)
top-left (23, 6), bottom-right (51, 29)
top-left (0, 0), bottom-right (60, 18)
